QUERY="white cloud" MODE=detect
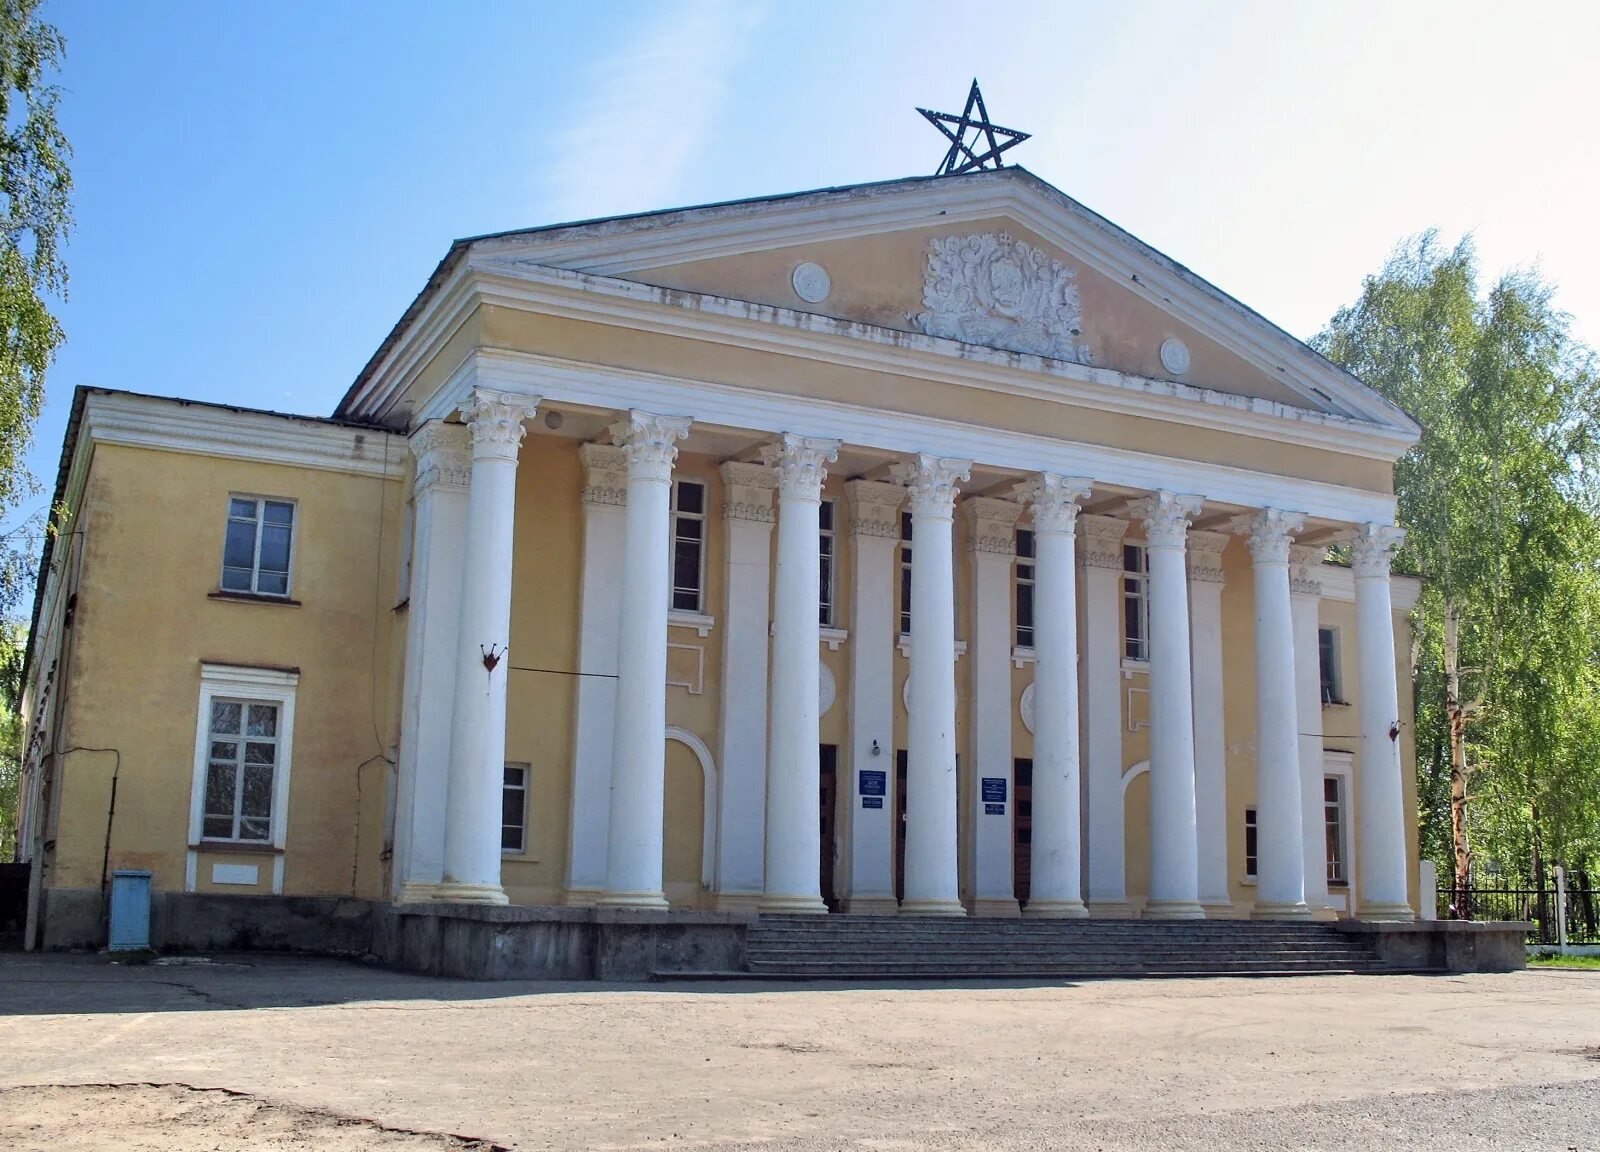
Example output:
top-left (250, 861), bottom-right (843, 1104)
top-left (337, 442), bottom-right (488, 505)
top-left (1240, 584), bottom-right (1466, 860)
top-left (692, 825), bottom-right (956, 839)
top-left (538, 1), bottom-right (769, 225)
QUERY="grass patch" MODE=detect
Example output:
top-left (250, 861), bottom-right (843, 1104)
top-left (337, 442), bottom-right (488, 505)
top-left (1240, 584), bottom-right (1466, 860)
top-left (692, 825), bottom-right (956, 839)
top-left (1528, 952), bottom-right (1600, 969)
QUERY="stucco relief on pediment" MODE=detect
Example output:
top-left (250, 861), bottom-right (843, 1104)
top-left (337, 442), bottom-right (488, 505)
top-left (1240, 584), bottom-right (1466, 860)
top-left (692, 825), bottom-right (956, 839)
top-left (916, 232), bottom-right (1092, 365)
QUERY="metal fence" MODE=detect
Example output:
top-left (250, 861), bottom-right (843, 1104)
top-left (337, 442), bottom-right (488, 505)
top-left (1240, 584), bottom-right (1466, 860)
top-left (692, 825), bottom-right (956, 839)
top-left (1439, 870), bottom-right (1600, 947)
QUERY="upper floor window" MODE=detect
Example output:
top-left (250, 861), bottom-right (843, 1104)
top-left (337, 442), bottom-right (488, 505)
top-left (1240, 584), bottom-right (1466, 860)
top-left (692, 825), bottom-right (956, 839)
top-left (1123, 543), bottom-right (1149, 662)
top-left (1324, 775), bottom-right (1348, 886)
top-left (819, 499), bottom-right (837, 627)
top-left (222, 496), bottom-right (294, 597)
top-left (899, 511), bottom-right (914, 635)
top-left (671, 480), bottom-right (706, 612)
top-left (1319, 626), bottom-right (1345, 704)
top-left (1015, 528), bottom-right (1036, 649)
top-left (203, 698), bottom-right (280, 842)
top-left (503, 763), bottom-right (529, 855)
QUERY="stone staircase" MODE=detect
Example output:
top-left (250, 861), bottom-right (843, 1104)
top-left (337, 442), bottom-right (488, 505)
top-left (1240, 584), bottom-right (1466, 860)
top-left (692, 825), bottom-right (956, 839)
top-left (734, 915), bottom-right (1389, 980)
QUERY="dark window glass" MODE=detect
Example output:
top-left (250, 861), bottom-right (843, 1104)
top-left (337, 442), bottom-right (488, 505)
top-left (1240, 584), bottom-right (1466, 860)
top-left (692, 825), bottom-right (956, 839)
top-left (1244, 808), bottom-right (1258, 879)
top-left (1319, 627), bottom-right (1340, 703)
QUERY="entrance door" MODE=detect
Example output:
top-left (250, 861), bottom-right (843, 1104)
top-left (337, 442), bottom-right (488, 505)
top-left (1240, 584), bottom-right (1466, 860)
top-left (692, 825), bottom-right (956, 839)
top-left (1013, 758), bottom-right (1033, 907)
top-left (894, 750), bottom-right (908, 903)
top-left (819, 744), bottom-right (838, 912)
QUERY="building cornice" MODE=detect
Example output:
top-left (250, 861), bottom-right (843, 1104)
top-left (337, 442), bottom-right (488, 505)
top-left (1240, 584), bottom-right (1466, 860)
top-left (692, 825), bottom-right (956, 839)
top-left (429, 259), bottom-right (1413, 464)
top-left (82, 390), bottom-right (406, 480)
top-left (438, 348), bottom-right (1399, 526)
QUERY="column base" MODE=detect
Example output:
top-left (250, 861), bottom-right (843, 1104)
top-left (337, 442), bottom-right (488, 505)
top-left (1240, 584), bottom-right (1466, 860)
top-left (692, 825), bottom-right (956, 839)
top-left (395, 882), bottom-right (444, 904)
top-left (759, 893), bottom-right (829, 915)
top-left (899, 898), bottom-right (967, 917)
top-left (970, 897), bottom-right (1021, 918)
top-left (431, 881), bottom-right (509, 905)
top-left (841, 896), bottom-right (899, 915)
top-left (1310, 906), bottom-right (1341, 923)
top-left (1200, 901), bottom-right (1242, 919)
top-left (1088, 900), bottom-right (1136, 919)
top-left (1022, 898), bottom-right (1089, 919)
top-left (563, 887), bottom-right (603, 908)
top-left (1143, 899), bottom-right (1206, 920)
top-left (595, 890), bottom-right (670, 910)
top-left (1356, 901), bottom-right (1416, 922)
top-left (1252, 900), bottom-right (1313, 921)
top-left (713, 892), bottom-right (765, 914)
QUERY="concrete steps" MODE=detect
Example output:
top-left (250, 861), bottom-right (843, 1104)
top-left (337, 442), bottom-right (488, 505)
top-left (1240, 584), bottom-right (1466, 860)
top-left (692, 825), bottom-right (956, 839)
top-left (732, 915), bottom-right (1387, 980)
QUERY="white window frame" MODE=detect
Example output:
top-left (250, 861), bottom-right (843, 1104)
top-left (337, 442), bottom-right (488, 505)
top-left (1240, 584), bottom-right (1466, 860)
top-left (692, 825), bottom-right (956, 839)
top-left (502, 762), bottom-right (530, 857)
top-left (220, 494), bottom-right (297, 598)
top-left (1243, 806), bottom-right (1258, 882)
top-left (1015, 527), bottom-right (1036, 650)
top-left (1323, 751), bottom-right (1355, 895)
top-left (670, 479), bottom-right (707, 614)
top-left (1318, 625), bottom-right (1346, 705)
top-left (186, 663), bottom-right (298, 894)
top-left (899, 510), bottom-right (913, 637)
top-left (818, 498), bottom-right (837, 627)
top-left (1123, 543), bottom-right (1150, 663)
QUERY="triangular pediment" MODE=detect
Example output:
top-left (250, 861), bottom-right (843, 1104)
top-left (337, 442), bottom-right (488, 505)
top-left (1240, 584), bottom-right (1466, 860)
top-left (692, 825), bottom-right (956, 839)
top-left (355, 170), bottom-right (1416, 439)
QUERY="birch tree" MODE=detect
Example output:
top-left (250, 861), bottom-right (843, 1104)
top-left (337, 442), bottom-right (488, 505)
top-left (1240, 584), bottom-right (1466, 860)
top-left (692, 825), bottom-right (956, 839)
top-left (1314, 233), bottom-right (1600, 891)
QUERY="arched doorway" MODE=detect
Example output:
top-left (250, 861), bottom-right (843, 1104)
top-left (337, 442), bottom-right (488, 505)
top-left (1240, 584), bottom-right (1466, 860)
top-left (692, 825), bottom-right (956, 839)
top-left (663, 727), bottom-right (717, 909)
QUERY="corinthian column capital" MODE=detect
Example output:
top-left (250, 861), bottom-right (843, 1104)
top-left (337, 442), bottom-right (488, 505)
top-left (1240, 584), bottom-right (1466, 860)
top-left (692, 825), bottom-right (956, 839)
top-left (1289, 543), bottom-right (1326, 597)
top-left (461, 389), bottom-right (539, 459)
top-left (845, 479), bottom-right (904, 539)
top-left (760, 434), bottom-right (841, 501)
top-left (963, 496), bottom-right (1022, 555)
top-left (890, 454), bottom-right (972, 518)
top-left (719, 460), bottom-right (776, 523)
top-left (610, 410), bottom-right (693, 481)
top-left (579, 443), bottom-right (628, 507)
top-left (1233, 507), bottom-right (1307, 565)
top-left (1351, 523), bottom-right (1406, 579)
top-left (1186, 530), bottom-right (1229, 584)
top-left (409, 420), bottom-right (471, 495)
top-left (1013, 473), bottom-right (1093, 535)
top-left (1131, 491), bottom-right (1205, 550)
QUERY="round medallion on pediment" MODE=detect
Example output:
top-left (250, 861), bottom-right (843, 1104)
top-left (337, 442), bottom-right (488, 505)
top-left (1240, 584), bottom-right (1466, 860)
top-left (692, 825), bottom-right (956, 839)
top-left (791, 261), bottom-right (832, 304)
top-left (1159, 337), bottom-right (1191, 376)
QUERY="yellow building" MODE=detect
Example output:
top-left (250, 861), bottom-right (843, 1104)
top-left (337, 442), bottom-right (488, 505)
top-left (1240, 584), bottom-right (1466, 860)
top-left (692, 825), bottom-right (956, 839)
top-left (18, 168), bottom-right (1428, 959)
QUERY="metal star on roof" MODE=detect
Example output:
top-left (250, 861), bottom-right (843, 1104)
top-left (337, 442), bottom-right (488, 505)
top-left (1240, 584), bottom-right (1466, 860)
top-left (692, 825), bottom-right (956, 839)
top-left (917, 80), bottom-right (1030, 176)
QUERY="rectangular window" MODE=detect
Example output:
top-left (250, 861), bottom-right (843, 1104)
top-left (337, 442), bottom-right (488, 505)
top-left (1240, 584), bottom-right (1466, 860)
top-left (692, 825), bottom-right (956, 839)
top-left (1015, 528), bottom-right (1036, 648)
top-left (502, 764), bottom-right (528, 854)
top-left (221, 496), bottom-right (295, 596)
top-left (899, 511), bottom-right (913, 636)
top-left (1244, 807), bottom-right (1258, 880)
top-left (670, 480), bottom-right (706, 612)
top-left (819, 499), bottom-right (836, 627)
top-left (202, 698), bottom-right (280, 842)
top-left (1123, 543), bottom-right (1149, 662)
top-left (1319, 626), bottom-right (1344, 704)
top-left (1324, 775), bottom-right (1348, 885)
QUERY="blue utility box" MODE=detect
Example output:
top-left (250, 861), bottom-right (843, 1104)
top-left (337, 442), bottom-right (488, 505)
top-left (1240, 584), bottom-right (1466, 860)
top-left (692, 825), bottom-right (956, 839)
top-left (108, 869), bottom-right (152, 951)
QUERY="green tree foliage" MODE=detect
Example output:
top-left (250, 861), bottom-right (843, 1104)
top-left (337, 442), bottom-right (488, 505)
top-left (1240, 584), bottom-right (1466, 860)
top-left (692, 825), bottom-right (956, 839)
top-left (1314, 233), bottom-right (1600, 886)
top-left (0, 0), bottom-right (69, 856)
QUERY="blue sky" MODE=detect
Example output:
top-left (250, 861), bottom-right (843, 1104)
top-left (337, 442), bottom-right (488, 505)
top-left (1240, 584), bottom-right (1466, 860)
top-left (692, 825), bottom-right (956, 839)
top-left (24, 0), bottom-right (1600, 527)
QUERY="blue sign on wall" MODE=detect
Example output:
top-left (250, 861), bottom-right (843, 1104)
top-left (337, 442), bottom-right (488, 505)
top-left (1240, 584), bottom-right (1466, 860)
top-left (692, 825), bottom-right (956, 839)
top-left (985, 803), bottom-right (1005, 815)
top-left (981, 777), bottom-right (1008, 804)
top-left (862, 796), bottom-right (884, 809)
top-left (859, 769), bottom-right (887, 797)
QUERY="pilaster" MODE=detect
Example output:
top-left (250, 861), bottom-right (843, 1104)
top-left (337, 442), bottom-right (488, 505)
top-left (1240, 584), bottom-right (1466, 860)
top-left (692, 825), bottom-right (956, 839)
top-left (1079, 513), bottom-right (1131, 917)
top-left (1289, 543), bottom-right (1333, 920)
top-left (1187, 528), bottom-right (1231, 916)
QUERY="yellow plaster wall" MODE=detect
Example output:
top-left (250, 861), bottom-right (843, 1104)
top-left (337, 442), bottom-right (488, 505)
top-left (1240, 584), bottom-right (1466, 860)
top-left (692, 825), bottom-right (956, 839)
top-left (624, 216), bottom-right (1310, 410)
top-left (52, 442), bottom-right (404, 899)
top-left (478, 308), bottom-right (1393, 496)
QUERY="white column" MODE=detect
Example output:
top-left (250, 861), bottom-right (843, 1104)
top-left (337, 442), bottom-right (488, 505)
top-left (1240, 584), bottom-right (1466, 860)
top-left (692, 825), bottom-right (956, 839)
top-left (713, 461), bottom-right (776, 911)
top-left (1238, 508), bottom-right (1311, 919)
top-left (1187, 530), bottom-right (1231, 914)
top-left (965, 496), bottom-right (1024, 918)
top-left (564, 445), bottom-right (628, 905)
top-left (760, 435), bottom-right (841, 913)
top-left (437, 389), bottom-right (539, 903)
top-left (1290, 544), bottom-right (1330, 917)
top-left (891, 454), bottom-right (971, 916)
top-left (1080, 514), bottom-right (1131, 916)
top-left (1352, 523), bottom-right (1413, 920)
top-left (392, 421), bottom-right (470, 902)
top-left (600, 410), bottom-right (693, 909)
top-left (1132, 491), bottom-right (1206, 920)
top-left (1015, 474), bottom-right (1093, 917)
top-left (841, 481), bottom-right (903, 914)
